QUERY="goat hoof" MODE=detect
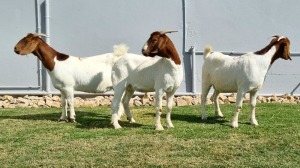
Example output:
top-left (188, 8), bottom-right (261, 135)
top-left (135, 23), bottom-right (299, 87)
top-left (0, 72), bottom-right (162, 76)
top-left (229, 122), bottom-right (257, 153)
top-left (167, 125), bottom-right (175, 129)
top-left (166, 122), bottom-right (174, 128)
top-left (58, 118), bottom-right (68, 122)
top-left (68, 118), bottom-right (76, 123)
top-left (251, 120), bottom-right (258, 126)
top-left (231, 122), bottom-right (238, 128)
top-left (112, 122), bottom-right (122, 129)
top-left (114, 125), bottom-right (122, 129)
top-left (155, 125), bottom-right (164, 131)
top-left (128, 117), bottom-right (136, 123)
top-left (216, 113), bottom-right (224, 118)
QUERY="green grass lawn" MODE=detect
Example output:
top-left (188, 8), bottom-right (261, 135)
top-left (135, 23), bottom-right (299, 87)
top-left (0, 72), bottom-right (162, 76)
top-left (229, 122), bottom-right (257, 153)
top-left (0, 103), bottom-right (299, 167)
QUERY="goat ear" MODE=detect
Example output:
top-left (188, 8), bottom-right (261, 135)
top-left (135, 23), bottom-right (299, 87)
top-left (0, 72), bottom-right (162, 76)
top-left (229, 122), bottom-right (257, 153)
top-left (156, 36), bottom-right (167, 50)
top-left (283, 43), bottom-right (292, 60)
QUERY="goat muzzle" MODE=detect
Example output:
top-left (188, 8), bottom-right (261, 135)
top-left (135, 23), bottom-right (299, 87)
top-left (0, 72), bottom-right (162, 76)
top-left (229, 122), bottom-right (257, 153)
top-left (14, 47), bottom-right (20, 54)
top-left (141, 49), bottom-right (148, 56)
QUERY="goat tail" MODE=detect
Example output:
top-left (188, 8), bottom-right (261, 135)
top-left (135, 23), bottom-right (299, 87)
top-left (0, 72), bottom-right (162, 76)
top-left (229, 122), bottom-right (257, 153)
top-left (203, 45), bottom-right (212, 60)
top-left (113, 43), bottom-right (129, 57)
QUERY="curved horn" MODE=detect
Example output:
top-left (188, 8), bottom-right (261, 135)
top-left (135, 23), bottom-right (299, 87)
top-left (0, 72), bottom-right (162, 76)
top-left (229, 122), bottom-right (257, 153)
top-left (277, 36), bottom-right (286, 41)
top-left (159, 30), bottom-right (178, 35)
top-left (33, 33), bottom-right (49, 37)
top-left (272, 35), bottom-right (286, 42)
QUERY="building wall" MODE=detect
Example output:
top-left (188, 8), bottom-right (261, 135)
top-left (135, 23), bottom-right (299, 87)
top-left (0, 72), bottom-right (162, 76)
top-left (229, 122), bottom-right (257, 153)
top-left (1, 0), bottom-right (299, 95)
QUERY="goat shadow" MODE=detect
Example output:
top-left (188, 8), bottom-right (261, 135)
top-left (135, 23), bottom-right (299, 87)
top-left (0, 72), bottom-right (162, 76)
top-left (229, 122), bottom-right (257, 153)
top-left (0, 109), bottom-right (143, 129)
top-left (75, 111), bottom-right (143, 129)
top-left (143, 112), bottom-right (228, 125)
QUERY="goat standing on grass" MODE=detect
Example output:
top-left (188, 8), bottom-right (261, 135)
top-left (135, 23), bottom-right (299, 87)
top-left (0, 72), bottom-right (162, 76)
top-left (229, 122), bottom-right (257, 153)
top-left (111, 31), bottom-right (183, 130)
top-left (14, 33), bottom-right (128, 122)
top-left (201, 36), bottom-right (291, 128)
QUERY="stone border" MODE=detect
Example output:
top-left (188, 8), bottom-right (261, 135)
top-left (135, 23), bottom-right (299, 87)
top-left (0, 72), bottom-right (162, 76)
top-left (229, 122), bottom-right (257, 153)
top-left (0, 93), bottom-right (299, 109)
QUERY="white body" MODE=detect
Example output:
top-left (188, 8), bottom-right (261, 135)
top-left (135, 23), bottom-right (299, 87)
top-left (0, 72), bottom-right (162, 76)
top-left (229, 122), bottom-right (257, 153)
top-left (51, 44), bottom-right (127, 121)
top-left (111, 55), bottom-right (183, 130)
top-left (49, 53), bottom-right (117, 93)
top-left (201, 46), bottom-right (277, 128)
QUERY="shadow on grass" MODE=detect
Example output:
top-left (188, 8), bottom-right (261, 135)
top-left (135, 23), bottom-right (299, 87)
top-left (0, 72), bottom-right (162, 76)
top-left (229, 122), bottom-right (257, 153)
top-left (144, 112), bottom-right (228, 125)
top-left (75, 112), bottom-right (143, 129)
top-left (0, 110), bottom-right (143, 129)
top-left (200, 116), bottom-right (228, 125)
top-left (0, 111), bottom-right (60, 122)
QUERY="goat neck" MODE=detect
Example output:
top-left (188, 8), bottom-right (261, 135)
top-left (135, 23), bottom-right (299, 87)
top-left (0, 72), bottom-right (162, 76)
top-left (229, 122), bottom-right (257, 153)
top-left (254, 36), bottom-right (291, 64)
top-left (32, 38), bottom-right (69, 71)
top-left (158, 36), bottom-right (181, 65)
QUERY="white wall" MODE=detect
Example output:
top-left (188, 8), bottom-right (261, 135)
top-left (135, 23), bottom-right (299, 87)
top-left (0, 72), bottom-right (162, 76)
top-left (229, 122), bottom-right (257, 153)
top-left (1, 0), bottom-right (299, 95)
top-left (185, 0), bottom-right (300, 95)
top-left (0, 0), bottom-right (41, 92)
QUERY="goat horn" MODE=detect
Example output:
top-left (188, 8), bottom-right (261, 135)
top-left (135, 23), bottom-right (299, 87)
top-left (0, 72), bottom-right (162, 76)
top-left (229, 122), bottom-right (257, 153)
top-left (277, 36), bottom-right (286, 41)
top-left (159, 30), bottom-right (178, 35)
top-left (271, 35), bottom-right (286, 42)
top-left (33, 33), bottom-right (49, 37)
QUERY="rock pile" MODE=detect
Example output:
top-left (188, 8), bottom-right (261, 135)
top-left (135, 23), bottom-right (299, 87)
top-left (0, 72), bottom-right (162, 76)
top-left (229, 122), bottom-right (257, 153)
top-left (0, 93), bottom-right (299, 109)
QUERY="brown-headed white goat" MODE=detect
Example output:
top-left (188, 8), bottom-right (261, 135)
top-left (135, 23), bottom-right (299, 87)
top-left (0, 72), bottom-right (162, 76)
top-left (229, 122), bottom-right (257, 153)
top-left (111, 31), bottom-right (183, 130)
top-left (14, 33), bottom-right (128, 122)
top-left (201, 36), bottom-right (291, 128)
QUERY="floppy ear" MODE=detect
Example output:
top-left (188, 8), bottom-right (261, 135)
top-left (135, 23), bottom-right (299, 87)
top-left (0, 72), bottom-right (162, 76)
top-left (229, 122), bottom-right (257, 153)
top-left (153, 35), bottom-right (168, 55)
top-left (156, 35), bottom-right (165, 47)
top-left (283, 42), bottom-right (291, 60)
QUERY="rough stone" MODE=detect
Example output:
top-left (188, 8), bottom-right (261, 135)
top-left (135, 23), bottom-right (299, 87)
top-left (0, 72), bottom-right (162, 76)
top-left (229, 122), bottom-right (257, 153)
top-left (0, 94), bottom-right (298, 109)
top-left (227, 96), bottom-right (236, 103)
top-left (177, 99), bottom-right (188, 106)
top-left (134, 100), bottom-right (143, 106)
top-left (82, 100), bottom-right (97, 107)
top-left (45, 99), bottom-right (53, 107)
top-left (3, 103), bottom-right (15, 108)
top-left (3, 95), bottom-right (14, 101)
top-left (52, 101), bottom-right (61, 108)
top-left (37, 100), bottom-right (46, 106)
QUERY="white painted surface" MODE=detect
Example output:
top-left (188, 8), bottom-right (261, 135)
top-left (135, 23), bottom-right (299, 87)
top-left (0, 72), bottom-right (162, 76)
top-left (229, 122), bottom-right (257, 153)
top-left (1, 0), bottom-right (299, 95)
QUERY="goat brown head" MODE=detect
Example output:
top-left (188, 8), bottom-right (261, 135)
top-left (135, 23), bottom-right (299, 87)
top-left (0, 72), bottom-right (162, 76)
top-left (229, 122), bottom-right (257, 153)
top-left (271, 35), bottom-right (291, 63)
top-left (141, 30), bottom-right (181, 65)
top-left (254, 35), bottom-right (291, 64)
top-left (142, 30), bottom-right (177, 57)
top-left (14, 33), bottom-right (48, 55)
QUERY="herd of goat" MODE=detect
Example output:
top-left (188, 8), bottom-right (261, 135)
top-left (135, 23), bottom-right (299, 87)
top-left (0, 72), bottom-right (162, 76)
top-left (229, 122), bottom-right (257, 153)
top-left (14, 31), bottom-right (291, 130)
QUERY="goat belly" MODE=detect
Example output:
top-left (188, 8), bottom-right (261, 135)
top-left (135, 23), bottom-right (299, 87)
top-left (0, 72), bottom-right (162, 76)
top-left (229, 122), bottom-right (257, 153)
top-left (213, 82), bottom-right (238, 93)
top-left (126, 82), bottom-right (155, 93)
top-left (125, 62), bottom-right (157, 92)
top-left (136, 88), bottom-right (155, 92)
